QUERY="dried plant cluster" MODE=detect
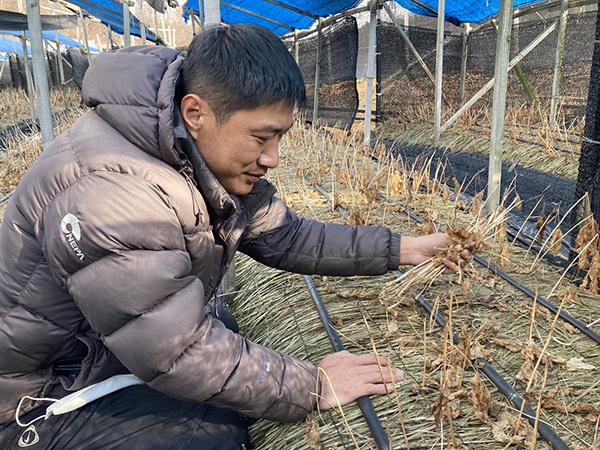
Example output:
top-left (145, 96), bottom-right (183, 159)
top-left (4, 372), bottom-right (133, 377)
top-left (380, 208), bottom-right (512, 310)
top-left (573, 215), bottom-right (600, 294)
top-left (230, 122), bottom-right (600, 450)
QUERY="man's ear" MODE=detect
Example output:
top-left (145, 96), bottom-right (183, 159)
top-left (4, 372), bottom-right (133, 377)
top-left (180, 94), bottom-right (211, 139)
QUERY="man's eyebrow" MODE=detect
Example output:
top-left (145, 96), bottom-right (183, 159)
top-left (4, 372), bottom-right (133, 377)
top-left (251, 123), bottom-right (293, 134)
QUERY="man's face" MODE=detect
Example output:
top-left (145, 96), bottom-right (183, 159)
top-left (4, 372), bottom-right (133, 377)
top-left (191, 101), bottom-right (294, 195)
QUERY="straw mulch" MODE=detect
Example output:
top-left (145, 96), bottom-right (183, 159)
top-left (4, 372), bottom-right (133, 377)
top-left (376, 120), bottom-right (581, 179)
top-left (230, 123), bottom-right (600, 449)
top-left (0, 87), bottom-right (83, 128)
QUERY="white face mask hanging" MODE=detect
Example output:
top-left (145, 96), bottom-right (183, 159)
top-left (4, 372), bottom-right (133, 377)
top-left (15, 374), bottom-right (145, 428)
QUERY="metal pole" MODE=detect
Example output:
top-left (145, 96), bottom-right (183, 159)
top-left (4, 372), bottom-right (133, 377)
top-left (123, 1), bottom-right (131, 47)
top-left (199, 1), bottom-right (205, 28)
top-left (433, 0), bottom-right (445, 143)
top-left (312, 17), bottom-right (323, 124)
top-left (487, 0), bottom-right (514, 211)
top-left (78, 8), bottom-right (93, 65)
top-left (460, 23), bottom-right (470, 106)
top-left (51, 2), bottom-right (68, 109)
top-left (106, 24), bottom-right (111, 50)
top-left (20, 34), bottom-right (36, 121)
top-left (190, 7), bottom-right (197, 36)
top-left (550, 0), bottom-right (569, 124)
top-left (161, 15), bottom-right (168, 46)
top-left (204, 0), bottom-right (221, 25)
top-left (55, 37), bottom-right (68, 109)
top-left (364, 0), bottom-right (377, 146)
top-left (139, 0), bottom-right (147, 45)
top-left (153, 9), bottom-right (159, 40)
top-left (294, 29), bottom-right (299, 63)
top-left (191, 10), bottom-right (204, 33)
top-left (0, 56), bottom-right (8, 87)
top-left (26, 0), bottom-right (54, 145)
top-left (303, 275), bottom-right (390, 450)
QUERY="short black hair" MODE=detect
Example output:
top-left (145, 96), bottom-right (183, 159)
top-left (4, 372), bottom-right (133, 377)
top-left (180, 23), bottom-right (305, 124)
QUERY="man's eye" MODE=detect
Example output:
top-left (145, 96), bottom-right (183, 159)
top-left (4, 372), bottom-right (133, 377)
top-left (255, 136), bottom-right (268, 144)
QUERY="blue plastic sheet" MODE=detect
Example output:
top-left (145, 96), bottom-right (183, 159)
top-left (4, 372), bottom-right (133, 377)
top-left (63, 0), bottom-right (157, 41)
top-left (182, 0), bottom-right (549, 34)
top-left (0, 35), bottom-right (25, 54)
top-left (0, 31), bottom-right (97, 53)
top-left (183, 0), bottom-right (362, 35)
top-left (395, 0), bottom-right (544, 25)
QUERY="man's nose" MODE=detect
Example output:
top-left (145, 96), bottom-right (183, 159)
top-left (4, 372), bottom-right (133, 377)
top-left (257, 141), bottom-right (279, 169)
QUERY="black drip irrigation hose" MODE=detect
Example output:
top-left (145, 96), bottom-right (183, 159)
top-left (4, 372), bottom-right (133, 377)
top-left (305, 175), bottom-right (571, 450)
top-left (0, 191), bottom-right (13, 205)
top-left (303, 275), bottom-right (391, 450)
top-left (318, 148), bottom-right (591, 343)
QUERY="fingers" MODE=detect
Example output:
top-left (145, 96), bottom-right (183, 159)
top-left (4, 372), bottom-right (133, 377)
top-left (442, 257), bottom-right (459, 274)
top-left (352, 353), bottom-right (392, 366)
top-left (354, 382), bottom-right (396, 398)
top-left (317, 352), bottom-right (405, 410)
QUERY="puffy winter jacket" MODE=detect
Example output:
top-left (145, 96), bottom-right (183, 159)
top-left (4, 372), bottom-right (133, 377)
top-left (0, 46), bottom-right (401, 425)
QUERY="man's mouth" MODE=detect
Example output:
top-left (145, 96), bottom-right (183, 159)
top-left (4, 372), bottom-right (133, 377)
top-left (245, 172), bottom-right (265, 182)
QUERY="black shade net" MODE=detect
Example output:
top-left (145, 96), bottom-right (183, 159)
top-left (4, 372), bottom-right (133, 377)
top-left (291, 16), bottom-right (359, 129)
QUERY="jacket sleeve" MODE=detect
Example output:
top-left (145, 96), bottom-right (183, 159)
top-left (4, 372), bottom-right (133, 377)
top-left (43, 172), bottom-right (318, 422)
top-left (239, 196), bottom-right (401, 275)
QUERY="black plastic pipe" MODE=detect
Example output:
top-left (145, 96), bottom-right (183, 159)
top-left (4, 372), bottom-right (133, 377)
top-left (477, 359), bottom-right (571, 450)
top-left (303, 275), bottom-right (390, 450)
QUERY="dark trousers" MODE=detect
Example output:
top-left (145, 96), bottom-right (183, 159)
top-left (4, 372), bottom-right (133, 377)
top-left (0, 385), bottom-right (249, 449)
top-left (0, 306), bottom-right (249, 450)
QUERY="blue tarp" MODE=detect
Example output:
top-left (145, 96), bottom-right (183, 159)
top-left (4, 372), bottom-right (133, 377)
top-left (63, 0), bottom-right (158, 42)
top-left (0, 30), bottom-right (97, 52)
top-left (183, 0), bottom-right (362, 36)
top-left (394, 0), bottom-right (543, 25)
top-left (0, 35), bottom-right (25, 54)
top-left (182, 0), bottom-right (550, 34)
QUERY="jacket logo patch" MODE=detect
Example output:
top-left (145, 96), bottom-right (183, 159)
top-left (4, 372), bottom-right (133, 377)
top-left (18, 425), bottom-right (39, 447)
top-left (61, 213), bottom-right (85, 260)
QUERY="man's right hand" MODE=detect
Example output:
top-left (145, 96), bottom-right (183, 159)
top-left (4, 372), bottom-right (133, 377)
top-left (316, 351), bottom-right (404, 410)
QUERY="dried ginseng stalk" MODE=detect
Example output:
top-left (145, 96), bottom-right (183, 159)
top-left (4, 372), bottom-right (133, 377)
top-left (380, 207), bottom-right (510, 310)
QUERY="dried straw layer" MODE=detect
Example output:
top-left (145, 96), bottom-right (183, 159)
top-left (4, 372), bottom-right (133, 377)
top-left (0, 87), bottom-right (82, 128)
top-left (376, 121), bottom-right (580, 179)
top-left (230, 123), bottom-right (600, 449)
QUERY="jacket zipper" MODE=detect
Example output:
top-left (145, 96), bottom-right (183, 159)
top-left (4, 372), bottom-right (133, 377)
top-left (179, 163), bottom-right (204, 226)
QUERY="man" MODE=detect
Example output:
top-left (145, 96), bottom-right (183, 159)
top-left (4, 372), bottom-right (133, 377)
top-left (0, 24), bottom-right (467, 449)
